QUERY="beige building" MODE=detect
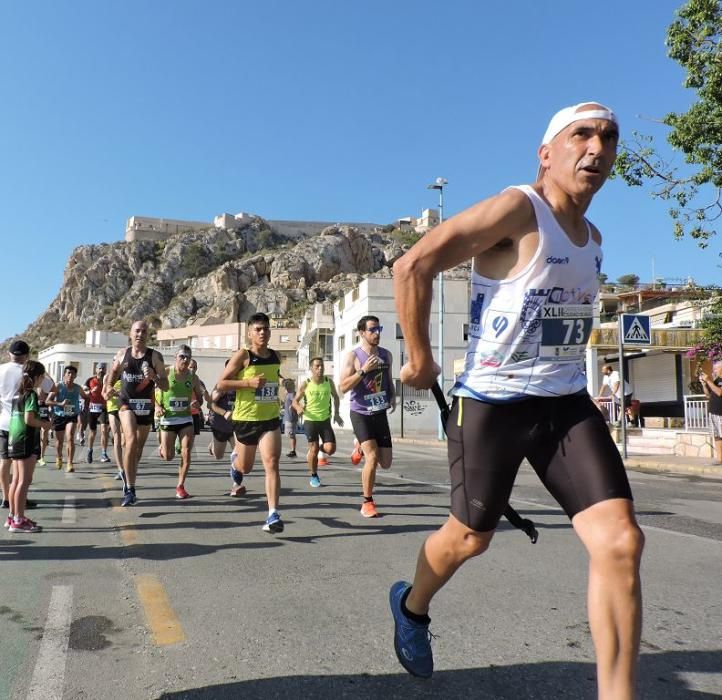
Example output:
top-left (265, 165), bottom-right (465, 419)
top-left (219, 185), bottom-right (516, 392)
top-left (156, 320), bottom-right (301, 385)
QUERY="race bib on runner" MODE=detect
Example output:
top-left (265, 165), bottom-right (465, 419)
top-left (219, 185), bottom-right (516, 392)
top-left (64, 404), bottom-right (77, 416)
top-left (539, 305), bottom-right (593, 362)
top-left (128, 398), bottom-right (151, 416)
top-left (364, 391), bottom-right (388, 412)
top-left (255, 382), bottom-right (278, 403)
top-left (89, 402), bottom-right (104, 413)
top-left (168, 396), bottom-right (189, 411)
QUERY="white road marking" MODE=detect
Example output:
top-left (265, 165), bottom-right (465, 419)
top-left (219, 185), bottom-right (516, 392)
top-left (26, 585), bottom-right (73, 700)
top-left (61, 495), bottom-right (76, 524)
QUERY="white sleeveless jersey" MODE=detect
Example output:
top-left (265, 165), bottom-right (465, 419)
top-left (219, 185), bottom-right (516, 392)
top-left (452, 185), bottom-right (602, 401)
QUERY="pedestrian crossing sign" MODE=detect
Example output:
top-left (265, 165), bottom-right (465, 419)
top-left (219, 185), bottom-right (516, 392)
top-left (621, 314), bottom-right (651, 345)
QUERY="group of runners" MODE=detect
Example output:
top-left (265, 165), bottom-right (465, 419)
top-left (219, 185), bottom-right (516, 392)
top-left (1, 102), bottom-right (647, 698)
top-left (0, 309), bottom-right (399, 535)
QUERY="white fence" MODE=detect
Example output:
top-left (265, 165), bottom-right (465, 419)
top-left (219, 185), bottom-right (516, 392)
top-left (597, 395), bottom-right (710, 431)
top-left (684, 394), bottom-right (710, 431)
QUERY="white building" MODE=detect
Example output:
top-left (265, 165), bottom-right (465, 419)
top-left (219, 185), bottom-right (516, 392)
top-left (39, 330), bottom-right (128, 383)
top-left (322, 275), bottom-right (469, 438)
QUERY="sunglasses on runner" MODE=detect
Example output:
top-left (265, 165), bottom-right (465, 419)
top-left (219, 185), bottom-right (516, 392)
top-left (177, 354), bottom-right (191, 360)
top-left (366, 326), bottom-right (383, 334)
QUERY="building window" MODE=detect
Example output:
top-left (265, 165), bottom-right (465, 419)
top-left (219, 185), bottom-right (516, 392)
top-left (280, 335), bottom-right (289, 343)
top-left (338, 335), bottom-right (346, 352)
top-left (463, 323), bottom-right (469, 341)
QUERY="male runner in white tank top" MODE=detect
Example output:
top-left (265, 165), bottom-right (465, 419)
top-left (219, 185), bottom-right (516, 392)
top-left (390, 103), bottom-right (643, 700)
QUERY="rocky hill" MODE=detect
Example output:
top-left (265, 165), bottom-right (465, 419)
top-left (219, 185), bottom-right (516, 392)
top-left (7, 216), bottom-right (469, 353)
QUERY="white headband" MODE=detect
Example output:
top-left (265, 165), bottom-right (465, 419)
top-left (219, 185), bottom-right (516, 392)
top-left (540, 102), bottom-right (618, 145)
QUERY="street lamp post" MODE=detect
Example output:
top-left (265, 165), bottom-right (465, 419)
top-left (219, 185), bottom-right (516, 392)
top-left (427, 177), bottom-right (447, 441)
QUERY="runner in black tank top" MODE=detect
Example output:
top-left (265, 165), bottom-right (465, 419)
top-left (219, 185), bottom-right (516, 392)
top-left (104, 320), bottom-right (168, 507)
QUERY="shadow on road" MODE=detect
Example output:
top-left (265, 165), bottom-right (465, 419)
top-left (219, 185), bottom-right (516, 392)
top-left (156, 649), bottom-right (722, 699)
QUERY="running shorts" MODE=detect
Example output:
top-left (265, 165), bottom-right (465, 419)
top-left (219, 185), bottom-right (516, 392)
top-left (159, 421), bottom-right (193, 434)
top-left (304, 419), bottom-right (336, 445)
top-left (350, 410), bottom-right (392, 449)
top-left (211, 427), bottom-right (234, 443)
top-left (53, 415), bottom-right (77, 432)
top-left (447, 392), bottom-right (633, 532)
top-left (88, 410), bottom-right (108, 430)
top-left (233, 417), bottom-right (280, 446)
top-left (192, 413), bottom-right (202, 436)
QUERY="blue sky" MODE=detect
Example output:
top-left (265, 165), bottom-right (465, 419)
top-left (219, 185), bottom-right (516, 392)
top-left (0, 0), bottom-right (717, 343)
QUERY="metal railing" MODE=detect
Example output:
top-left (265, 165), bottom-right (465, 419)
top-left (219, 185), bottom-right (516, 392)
top-left (596, 397), bottom-right (620, 423)
top-left (684, 394), bottom-right (710, 431)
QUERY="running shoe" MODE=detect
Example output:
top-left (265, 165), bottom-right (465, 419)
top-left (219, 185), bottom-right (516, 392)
top-left (350, 448), bottom-right (363, 465)
top-left (360, 500), bottom-right (379, 518)
top-left (175, 485), bottom-right (190, 500)
top-left (1, 500), bottom-right (8, 508)
top-left (309, 474), bottom-right (321, 488)
top-left (286, 450), bottom-right (296, 458)
top-left (100, 452), bottom-right (111, 463)
top-left (87, 448), bottom-right (93, 463)
top-left (37, 457), bottom-right (46, 467)
top-left (121, 489), bottom-right (136, 507)
top-left (230, 483), bottom-right (246, 497)
top-left (114, 471), bottom-right (123, 480)
top-left (66, 462), bottom-right (75, 473)
top-left (389, 580), bottom-right (434, 679)
top-left (318, 456), bottom-right (329, 467)
top-left (9, 517), bottom-right (42, 533)
top-left (229, 453), bottom-right (243, 486)
top-left (80, 436), bottom-right (86, 446)
top-left (119, 470), bottom-right (128, 491)
top-left (262, 511), bottom-right (284, 533)
top-left (56, 458), bottom-right (63, 470)
top-left (4, 515), bottom-right (12, 528)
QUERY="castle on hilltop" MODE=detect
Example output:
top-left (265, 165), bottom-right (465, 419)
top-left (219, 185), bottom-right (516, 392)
top-left (124, 211), bottom-right (382, 242)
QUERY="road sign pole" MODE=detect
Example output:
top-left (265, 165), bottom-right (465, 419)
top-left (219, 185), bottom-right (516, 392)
top-left (618, 314), bottom-right (627, 459)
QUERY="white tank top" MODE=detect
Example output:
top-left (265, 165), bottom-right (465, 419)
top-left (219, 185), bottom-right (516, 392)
top-left (452, 185), bottom-right (602, 401)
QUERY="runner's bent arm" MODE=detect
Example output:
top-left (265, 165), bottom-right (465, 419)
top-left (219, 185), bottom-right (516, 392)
top-left (292, 382), bottom-right (307, 416)
top-left (151, 351), bottom-right (169, 392)
top-left (329, 379), bottom-right (344, 426)
top-left (217, 349), bottom-right (261, 391)
top-left (103, 350), bottom-right (124, 398)
top-left (393, 188), bottom-right (535, 389)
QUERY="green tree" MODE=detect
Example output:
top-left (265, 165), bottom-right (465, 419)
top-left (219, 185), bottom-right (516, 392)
top-left (617, 273), bottom-right (640, 287)
top-left (614, 0), bottom-right (722, 248)
top-left (598, 272), bottom-right (609, 284)
top-left (687, 290), bottom-right (722, 365)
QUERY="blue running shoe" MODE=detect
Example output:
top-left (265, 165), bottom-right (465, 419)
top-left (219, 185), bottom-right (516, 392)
top-left (121, 489), bottom-right (135, 507)
top-left (87, 448), bottom-right (93, 464)
top-left (309, 474), bottom-right (321, 488)
top-left (389, 581), bottom-right (434, 678)
top-left (229, 453), bottom-right (243, 486)
top-left (262, 511), bottom-right (284, 533)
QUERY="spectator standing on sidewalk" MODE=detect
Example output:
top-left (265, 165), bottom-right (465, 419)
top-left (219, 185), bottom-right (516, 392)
top-left (700, 360), bottom-right (722, 465)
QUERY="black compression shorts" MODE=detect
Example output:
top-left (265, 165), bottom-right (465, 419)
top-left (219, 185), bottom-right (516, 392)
top-left (350, 410), bottom-right (392, 448)
top-left (447, 392), bottom-right (633, 532)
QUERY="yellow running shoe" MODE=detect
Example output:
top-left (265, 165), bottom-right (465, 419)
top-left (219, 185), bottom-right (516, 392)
top-left (66, 462), bottom-right (74, 473)
top-left (56, 458), bottom-right (63, 470)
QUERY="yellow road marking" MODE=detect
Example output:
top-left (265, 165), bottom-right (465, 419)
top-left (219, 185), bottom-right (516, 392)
top-left (136, 574), bottom-right (186, 646)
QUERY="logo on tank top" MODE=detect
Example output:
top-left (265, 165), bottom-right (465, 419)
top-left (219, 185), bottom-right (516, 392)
top-left (470, 293), bottom-right (485, 329)
top-left (546, 256), bottom-right (569, 265)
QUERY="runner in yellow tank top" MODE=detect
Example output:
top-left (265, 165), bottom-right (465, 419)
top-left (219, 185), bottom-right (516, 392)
top-left (292, 357), bottom-right (343, 488)
top-left (216, 312), bottom-right (284, 534)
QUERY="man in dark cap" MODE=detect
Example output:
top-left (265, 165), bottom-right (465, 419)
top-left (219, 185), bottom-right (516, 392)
top-left (0, 340), bottom-right (32, 509)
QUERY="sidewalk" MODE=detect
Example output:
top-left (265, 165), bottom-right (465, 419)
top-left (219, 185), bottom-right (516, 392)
top-left (620, 451), bottom-right (722, 478)
top-left (394, 435), bottom-right (722, 479)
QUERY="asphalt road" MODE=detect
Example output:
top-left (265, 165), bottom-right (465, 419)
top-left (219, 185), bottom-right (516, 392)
top-left (1, 429), bottom-right (720, 699)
